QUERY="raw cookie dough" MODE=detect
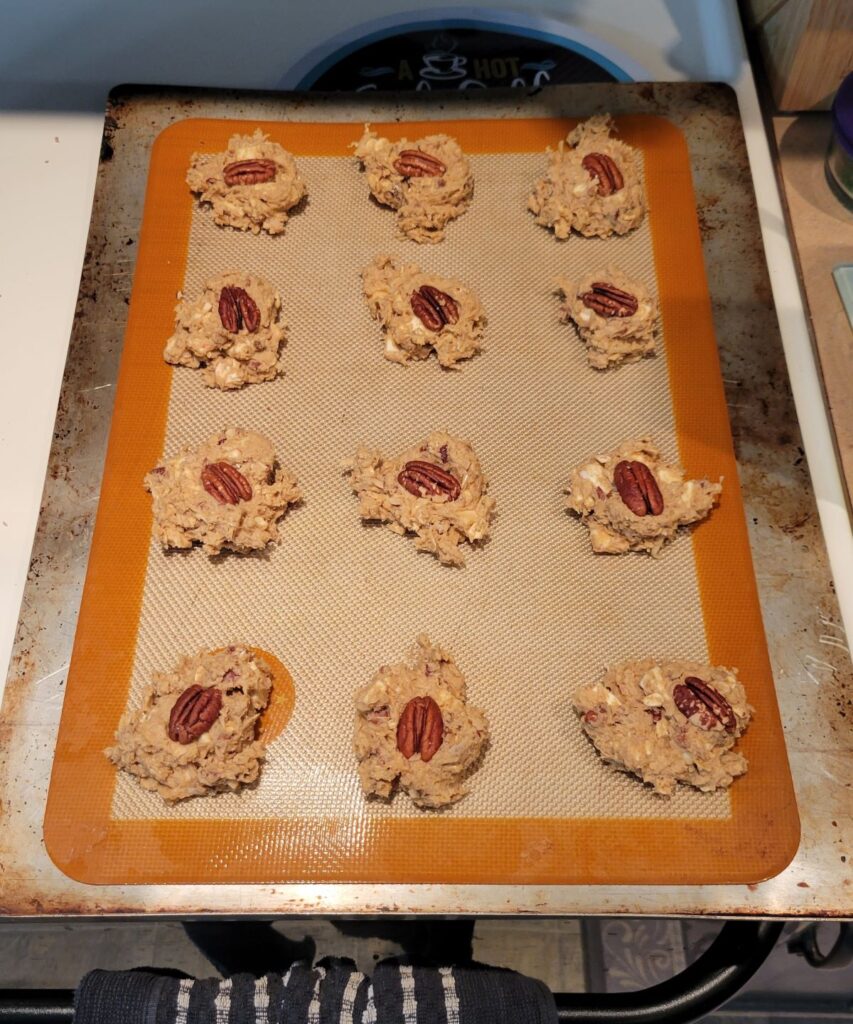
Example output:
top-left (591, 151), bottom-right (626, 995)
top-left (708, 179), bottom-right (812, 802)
top-left (345, 431), bottom-right (495, 567)
top-left (362, 255), bottom-right (486, 367)
top-left (574, 658), bottom-right (752, 795)
top-left (106, 646), bottom-right (273, 802)
top-left (529, 114), bottom-right (645, 239)
top-left (556, 265), bottom-right (658, 369)
top-left (353, 635), bottom-right (490, 808)
top-left (353, 127), bottom-right (473, 243)
top-left (186, 129), bottom-right (306, 235)
top-left (145, 427), bottom-right (301, 555)
top-left (164, 271), bottom-right (286, 389)
top-left (565, 437), bottom-right (721, 556)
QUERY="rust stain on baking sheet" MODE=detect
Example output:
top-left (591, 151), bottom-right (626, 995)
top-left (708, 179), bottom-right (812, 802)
top-left (695, 193), bottom-right (721, 239)
top-left (737, 463), bottom-right (816, 539)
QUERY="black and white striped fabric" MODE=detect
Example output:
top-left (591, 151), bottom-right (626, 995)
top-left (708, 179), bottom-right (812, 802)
top-left (74, 958), bottom-right (557, 1024)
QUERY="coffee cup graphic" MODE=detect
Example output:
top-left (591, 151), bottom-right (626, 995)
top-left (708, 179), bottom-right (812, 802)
top-left (421, 51), bottom-right (466, 79)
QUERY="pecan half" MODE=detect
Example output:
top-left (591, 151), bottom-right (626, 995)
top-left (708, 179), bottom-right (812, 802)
top-left (168, 685), bottom-right (223, 744)
top-left (580, 282), bottom-right (638, 318)
top-left (613, 460), bottom-right (664, 517)
top-left (397, 696), bottom-right (444, 762)
top-left (218, 286), bottom-right (261, 333)
top-left (223, 158), bottom-right (277, 186)
top-left (410, 285), bottom-right (460, 332)
top-left (581, 152), bottom-right (624, 196)
top-left (673, 677), bottom-right (737, 733)
top-left (201, 461), bottom-right (253, 505)
top-left (397, 460), bottom-right (461, 501)
top-left (393, 149), bottom-right (446, 178)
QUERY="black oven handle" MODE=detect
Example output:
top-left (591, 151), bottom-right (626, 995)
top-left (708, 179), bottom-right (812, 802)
top-left (555, 919), bottom-right (783, 1022)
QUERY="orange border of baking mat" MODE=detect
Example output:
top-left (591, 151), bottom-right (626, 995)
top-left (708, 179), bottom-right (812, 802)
top-left (44, 115), bottom-right (799, 885)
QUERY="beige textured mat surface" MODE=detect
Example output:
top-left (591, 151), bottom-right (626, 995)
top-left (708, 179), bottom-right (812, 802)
top-left (112, 149), bottom-right (725, 823)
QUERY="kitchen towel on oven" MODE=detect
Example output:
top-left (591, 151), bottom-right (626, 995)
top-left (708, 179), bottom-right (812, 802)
top-left (74, 958), bottom-right (558, 1023)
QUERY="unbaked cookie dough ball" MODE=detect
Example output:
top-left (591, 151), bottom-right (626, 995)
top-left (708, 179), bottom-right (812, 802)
top-left (164, 271), bottom-right (286, 389)
top-left (574, 658), bottom-right (752, 795)
top-left (345, 431), bottom-right (495, 567)
top-left (529, 114), bottom-right (645, 239)
top-left (353, 126), bottom-right (473, 243)
top-left (353, 635), bottom-right (489, 809)
top-left (145, 427), bottom-right (301, 555)
top-left (362, 255), bottom-right (486, 367)
top-left (106, 646), bottom-right (274, 802)
top-left (556, 265), bottom-right (658, 369)
top-left (565, 437), bottom-right (721, 556)
top-left (186, 129), bottom-right (306, 235)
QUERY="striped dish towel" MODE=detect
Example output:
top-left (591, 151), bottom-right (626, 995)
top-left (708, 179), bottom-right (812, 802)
top-left (73, 958), bottom-right (557, 1023)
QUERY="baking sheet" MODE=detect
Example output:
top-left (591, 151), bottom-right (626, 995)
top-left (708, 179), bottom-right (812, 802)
top-left (44, 114), bottom-right (799, 885)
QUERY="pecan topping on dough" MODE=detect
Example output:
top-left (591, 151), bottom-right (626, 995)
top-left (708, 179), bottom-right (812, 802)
top-left (168, 685), bottom-right (223, 744)
top-left (673, 677), bottom-right (736, 733)
top-left (580, 282), bottom-right (638, 318)
top-left (613, 460), bottom-right (664, 517)
top-left (218, 286), bottom-right (261, 333)
top-left (410, 285), bottom-right (460, 332)
top-left (201, 461), bottom-right (253, 505)
top-left (223, 158), bottom-right (277, 186)
top-left (398, 460), bottom-right (461, 501)
top-left (393, 149), bottom-right (446, 178)
top-left (581, 152), bottom-right (624, 196)
top-left (397, 696), bottom-right (444, 762)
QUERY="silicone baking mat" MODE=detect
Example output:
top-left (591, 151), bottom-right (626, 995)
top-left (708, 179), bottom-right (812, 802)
top-left (44, 114), bottom-right (799, 885)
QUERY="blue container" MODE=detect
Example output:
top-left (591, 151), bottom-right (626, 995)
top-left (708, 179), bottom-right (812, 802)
top-left (827, 71), bottom-right (853, 209)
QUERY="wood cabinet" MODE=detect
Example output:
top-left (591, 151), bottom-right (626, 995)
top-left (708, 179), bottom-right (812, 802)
top-left (742, 0), bottom-right (853, 110)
